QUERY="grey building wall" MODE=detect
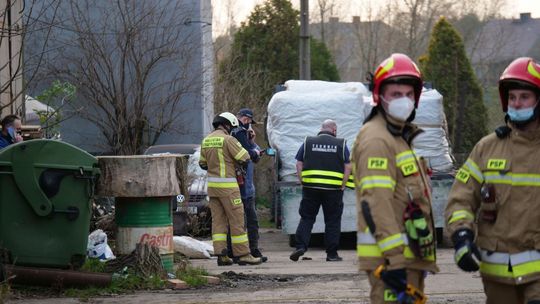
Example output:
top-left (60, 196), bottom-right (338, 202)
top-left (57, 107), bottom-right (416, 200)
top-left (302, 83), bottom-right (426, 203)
top-left (25, 0), bottom-right (214, 154)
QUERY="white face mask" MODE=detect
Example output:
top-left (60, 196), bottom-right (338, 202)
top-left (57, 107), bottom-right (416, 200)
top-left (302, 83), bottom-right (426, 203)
top-left (382, 96), bottom-right (415, 121)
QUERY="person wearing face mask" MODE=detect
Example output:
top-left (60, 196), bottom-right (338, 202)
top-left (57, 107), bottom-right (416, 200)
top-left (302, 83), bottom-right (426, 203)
top-left (225, 108), bottom-right (267, 263)
top-left (445, 57), bottom-right (540, 304)
top-left (352, 53), bottom-right (438, 303)
top-left (0, 115), bottom-right (23, 150)
top-left (199, 112), bottom-right (262, 266)
top-left (290, 119), bottom-right (353, 263)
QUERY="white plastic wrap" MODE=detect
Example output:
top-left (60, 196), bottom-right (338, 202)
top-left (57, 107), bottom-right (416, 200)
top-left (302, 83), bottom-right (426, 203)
top-left (173, 235), bottom-right (214, 259)
top-left (414, 89), bottom-right (445, 126)
top-left (412, 127), bottom-right (454, 172)
top-left (267, 81), bottom-right (454, 179)
top-left (411, 89), bottom-right (454, 172)
top-left (267, 80), bottom-right (372, 181)
top-left (285, 80), bottom-right (369, 94)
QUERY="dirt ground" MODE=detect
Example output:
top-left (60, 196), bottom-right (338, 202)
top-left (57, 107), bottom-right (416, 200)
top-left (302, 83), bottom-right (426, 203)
top-left (6, 228), bottom-right (486, 304)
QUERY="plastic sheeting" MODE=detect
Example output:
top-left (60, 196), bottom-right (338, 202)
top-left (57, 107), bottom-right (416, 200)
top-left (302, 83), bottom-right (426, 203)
top-left (267, 80), bottom-right (454, 179)
top-left (414, 89), bottom-right (445, 126)
top-left (267, 80), bottom-right (372, 181)
top-left (173, 236), bottom-right (214, 259)
top-left (412, 127), bottom-right (454, 173)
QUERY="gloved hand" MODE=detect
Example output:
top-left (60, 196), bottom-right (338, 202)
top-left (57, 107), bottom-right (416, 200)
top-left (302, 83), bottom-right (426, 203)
top-left (379, 268), bottom-right (407, 294)
top-left (379, 268), bottom-right (415, 304)
top-left (452, 229), bottom-right (481, 272)
top-left (404, 204), bottom-right (434, 258)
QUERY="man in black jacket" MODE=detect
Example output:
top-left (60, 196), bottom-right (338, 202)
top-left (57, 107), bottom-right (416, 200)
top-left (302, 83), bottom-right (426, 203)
top-left (290, 119), bottom-right (352, 262)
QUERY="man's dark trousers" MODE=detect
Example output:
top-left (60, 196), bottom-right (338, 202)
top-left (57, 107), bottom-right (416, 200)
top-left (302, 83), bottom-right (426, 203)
top-left (242, 196), bottom-right (259, 252)
top-left (294, 187), bottom-right (344, 256)
top-left (227, 196), bottom-right (260, 256)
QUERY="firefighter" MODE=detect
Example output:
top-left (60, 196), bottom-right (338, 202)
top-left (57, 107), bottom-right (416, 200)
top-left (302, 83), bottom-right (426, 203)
top-left (199, 112), bottom-right (262, 266)
top-left (289, 119), bottom-right (353, 262)
top-left (445, 57), bottom-right (540, 303)
top-left (352, 53), bottom-right (438, 303)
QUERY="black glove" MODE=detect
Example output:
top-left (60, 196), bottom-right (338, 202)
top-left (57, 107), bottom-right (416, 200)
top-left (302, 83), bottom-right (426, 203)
top-left (380, 268), bottom-right (415, 304)
top-left (380, 268), bottom-right (407, 294)
top-left (452, 229), bottom-right (481, 272)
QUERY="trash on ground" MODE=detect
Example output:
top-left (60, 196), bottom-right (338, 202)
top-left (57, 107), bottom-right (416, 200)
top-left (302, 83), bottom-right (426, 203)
top-left (173, 236), bottom-right (213, 259)
top-left (87, 229), bottom-right (116, 261)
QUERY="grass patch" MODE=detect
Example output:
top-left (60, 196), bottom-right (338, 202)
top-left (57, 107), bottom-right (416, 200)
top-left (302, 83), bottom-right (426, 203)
top-left (258, 217), bottom-right (274, 228)
top-left (176, 265), bottom-right (209, 287)
top-left (7, 258), bottom-right (212, 300)
top-left (63, 269), bottom-right (166, 298)
top-left (80, 258), bottom-right (107, 273)
top-left (255, 197), bottom-right (271, 208)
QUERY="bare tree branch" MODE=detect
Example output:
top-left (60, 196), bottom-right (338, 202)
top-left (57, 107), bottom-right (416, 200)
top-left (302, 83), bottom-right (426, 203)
top-left (26, 0), bottom-right (206, 154)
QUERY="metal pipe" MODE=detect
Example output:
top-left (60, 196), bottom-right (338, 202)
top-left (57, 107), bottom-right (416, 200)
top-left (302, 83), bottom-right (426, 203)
top-left (2, 265), bottom-right (112, 288)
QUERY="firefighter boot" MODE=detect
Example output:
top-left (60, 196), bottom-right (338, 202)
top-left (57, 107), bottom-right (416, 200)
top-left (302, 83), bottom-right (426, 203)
top-left (217, 255), bottom-right (234, 266)
top-left (237, 254), bottom-right (262, 265)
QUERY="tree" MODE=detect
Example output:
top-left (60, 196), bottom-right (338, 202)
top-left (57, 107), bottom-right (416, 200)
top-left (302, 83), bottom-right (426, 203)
top-left (35, 80), bottom-right (76, 139)
top-left (215, 0), bottom-right (339, 115)
top-left (421, 17), bottom-right (487, 155)
top-left (310, 39), bottom-right (339, 81)
top-left (311, 0), bottom-right (341, 45)
top-left (28, 0), bottom-right (206, 154)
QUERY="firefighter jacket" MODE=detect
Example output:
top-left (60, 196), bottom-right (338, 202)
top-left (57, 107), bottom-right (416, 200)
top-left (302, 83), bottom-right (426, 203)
top-left (445, 122), bottom-right (540, 285)
top-left (301, 132), bottom-right (353, 190)
top-left (352, 112), bottom-right (438, 273)
top-left (199, 128), bottom-right (250, 197)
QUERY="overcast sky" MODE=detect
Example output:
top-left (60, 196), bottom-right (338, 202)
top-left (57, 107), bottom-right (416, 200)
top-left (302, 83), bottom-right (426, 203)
top-left (212, 0), bottom-right (540, 38)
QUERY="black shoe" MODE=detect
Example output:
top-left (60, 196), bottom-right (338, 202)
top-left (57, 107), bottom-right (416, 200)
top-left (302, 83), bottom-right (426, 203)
top-left (290, 248), bottom-right (306, 261)
top-left (251, 249), bottom-right (268, 263)
top-left (326, 255), bottom-right (343, 262)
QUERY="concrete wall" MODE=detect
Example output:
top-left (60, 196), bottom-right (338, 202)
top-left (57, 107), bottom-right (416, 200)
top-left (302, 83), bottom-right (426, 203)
top-left (24, 0), bottom-right (214, 154)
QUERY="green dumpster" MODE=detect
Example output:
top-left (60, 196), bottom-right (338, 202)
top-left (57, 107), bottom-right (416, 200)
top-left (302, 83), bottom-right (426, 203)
top-left (0, 139), bottom-right (100, 269)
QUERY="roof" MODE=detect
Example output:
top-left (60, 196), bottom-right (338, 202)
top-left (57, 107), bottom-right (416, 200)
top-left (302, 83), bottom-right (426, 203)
top-left (470, 16), bottom-right (540, 64)
top-left (310, 18), bottom-right (400, 81)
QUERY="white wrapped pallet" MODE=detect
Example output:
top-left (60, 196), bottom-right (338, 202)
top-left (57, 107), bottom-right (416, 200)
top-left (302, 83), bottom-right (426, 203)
top-left (414, 89), bottom-right (446, 126)
top-left (267, 82), bottom-right (454, 179)
top-left (267, 80), bottom-right (372, 181)
top-left (412, 89), bottom-right (454, 173)
top-left (412, 127), bottom-right (454, 172)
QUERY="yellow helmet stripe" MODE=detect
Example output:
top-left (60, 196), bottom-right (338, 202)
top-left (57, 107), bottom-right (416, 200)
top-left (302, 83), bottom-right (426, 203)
top-left (528, 62), bottom-right (540, 80)
top-left (375, 57), bottom-right (395, 79)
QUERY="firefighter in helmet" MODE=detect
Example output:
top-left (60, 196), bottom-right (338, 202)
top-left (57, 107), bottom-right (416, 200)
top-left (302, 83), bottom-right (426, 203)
top-left (352, 53), bottom-right (439, 303)
top-left (446, 57), bottom-right (540, 303)
top-left (199, 112), bottom-right (262, 266)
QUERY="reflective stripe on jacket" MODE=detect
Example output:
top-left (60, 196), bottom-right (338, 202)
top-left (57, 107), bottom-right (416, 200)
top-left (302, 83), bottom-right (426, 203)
top-left (199, 129), bottom-right (250, 197)
top-left (445, 123), bottom-right (540, 284)
top-left (356, 230), bottom-right (435, 262)
top-left (302, 133), bottom-right (353, 189)
top-left (352, 113), bottom-right (438, 272)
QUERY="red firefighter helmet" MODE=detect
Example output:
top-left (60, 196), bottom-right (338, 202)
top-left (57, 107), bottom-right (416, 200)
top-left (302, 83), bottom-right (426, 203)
top-left (372, 53), bottom-right (423, 107)
top-left (499, 57), bottom-right (540, 112)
